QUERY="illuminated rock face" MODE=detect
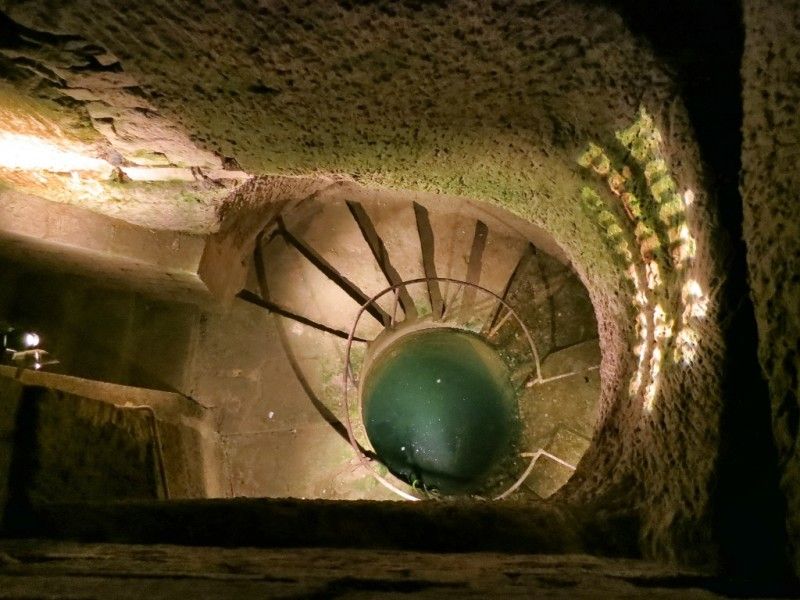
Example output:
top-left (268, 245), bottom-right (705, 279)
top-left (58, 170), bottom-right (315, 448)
top-left (362, 328), bottom-right (517, 494)
top-left (2, 0), bottom-right (796, 580)
top-left (742, 0), bottom-right (800, 574)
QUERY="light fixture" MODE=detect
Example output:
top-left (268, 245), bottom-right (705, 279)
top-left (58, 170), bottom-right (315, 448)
top-left (2, 328), bottom-right (41, 352)
top-left (23, 332), bottom-right (40, 348)
top-left (1, 327), bottom-right (58, 371)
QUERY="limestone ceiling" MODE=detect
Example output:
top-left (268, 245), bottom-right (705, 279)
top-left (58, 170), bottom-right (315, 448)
top-left (0, 11), bottom-right (720, 315)
top-left (0, 1), bottom-right (705, 289)
top-left (0, 10), bottom-right (248, 232)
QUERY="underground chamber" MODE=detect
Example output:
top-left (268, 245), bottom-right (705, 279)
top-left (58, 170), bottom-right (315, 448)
top-left (0, 0), bottom-right (795, 592)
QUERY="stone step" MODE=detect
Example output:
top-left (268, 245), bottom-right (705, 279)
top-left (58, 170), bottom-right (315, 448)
top-left (280, 198), bottom-right (396, 321)
top-left (469, 229), bottom-right (531, 326)
top-left (355, 198), bottom-right (432, 318)
top-left (0, 540), bottom-right (725, 599)
top-left (518, 340), bottom-right (602, 456)
top-left (18, 497), bottom-right (582, 554)
top-left (424, 206), bottom-right (476, 315)
top-left (523, 426), bottom-right (591, 499)
top-left (258, 232), bottom-right (384, 342)
top-left (492, 249), bottom-right (592, 359)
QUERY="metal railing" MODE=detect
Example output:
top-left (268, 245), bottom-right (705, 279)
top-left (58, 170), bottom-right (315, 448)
top-left (342, 277), bottom-right (559, 501)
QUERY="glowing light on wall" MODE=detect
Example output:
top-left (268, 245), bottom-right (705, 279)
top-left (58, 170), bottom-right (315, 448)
top-left (580, 108), bottom-right (710, 414)
top-left (581, 186), bottom-right (638, 282)
top-left (0, 130), bottom-right (112, 175)
top-left (634, 221), bottom-right (660, 257)
top-left (629, 308), bottom-right (649, 397)
top-left (67, 171), bottom-right (106, 200)
top-left (653, 303), bottom-right (674, 343)
top-left (658, 196), bottom-right (684, 221)
top-left (674, 327), bottom-right (700, 365)
top-left (643, 346), bottom-right (662, 412)
top-left (673, 277), bottom-right (707, 364)
top-left (645, 260), bottom-right (662, 290)
top-left (682, 279), bottom-right (708, 319)
top-left (581, 185), bottom-right (653, 399)
top-left (579, 142), bottom-right (611, 175)
top-left (644, 305), bottom-right (672, 412)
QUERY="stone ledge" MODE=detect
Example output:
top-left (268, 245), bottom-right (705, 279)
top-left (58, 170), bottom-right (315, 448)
top-left (0, 189), bottom-right (217, 304)
top-left (0, 539), bottom-right (742, 599)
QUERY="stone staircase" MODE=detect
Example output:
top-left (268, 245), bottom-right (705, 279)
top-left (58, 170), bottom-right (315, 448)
top-left (218, 190), bottom-right (600, 500)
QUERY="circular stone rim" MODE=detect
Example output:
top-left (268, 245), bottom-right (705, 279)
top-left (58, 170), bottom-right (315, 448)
top-left (342, 277), bottom-right (543, 501)
top-left (360, 325), bottom-right (519, 494)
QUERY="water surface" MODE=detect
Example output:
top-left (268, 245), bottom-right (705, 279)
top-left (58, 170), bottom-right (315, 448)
top-left (362, 328), bottom-right (517, 494)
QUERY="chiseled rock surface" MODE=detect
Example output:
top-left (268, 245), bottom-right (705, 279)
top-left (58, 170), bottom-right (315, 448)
top-left (0, 540), bottom-right (747, 599)
top-left (742, 0), bottom-right (800, 575)
top-left (0, 0), bottom-right (744, 574)
top-left (0, 12), bottom-right (247, 232)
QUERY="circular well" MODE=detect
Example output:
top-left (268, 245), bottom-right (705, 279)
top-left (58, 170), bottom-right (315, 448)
top-left (361, 327), bottom-right (518, 494)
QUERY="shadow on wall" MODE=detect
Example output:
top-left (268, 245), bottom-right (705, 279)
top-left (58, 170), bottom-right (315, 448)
top-left (0, 256), bottom-right (200, 393)
top-left (1, 382), bottom-right (159, 534)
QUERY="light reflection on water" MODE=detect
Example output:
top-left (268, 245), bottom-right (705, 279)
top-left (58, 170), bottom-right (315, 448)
top-left (362, 328), bottom-right (519, 494)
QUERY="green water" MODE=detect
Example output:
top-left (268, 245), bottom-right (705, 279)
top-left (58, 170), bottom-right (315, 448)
top-left (362, 328), bottom-right (518, 494)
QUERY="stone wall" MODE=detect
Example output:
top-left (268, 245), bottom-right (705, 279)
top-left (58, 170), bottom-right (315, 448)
top-left (0, 540), bottom-right (745, 599)
top-left (0, 383), bottom-right (158, 532)
top-left (0, 254), bottom-right (200, 393)
top-left (0, 254), bottom-right (222, 504)
top-left (741, 0), bottom-right (800, 576)
top-left (0, 371), bottom-right (223, 530)
top-left (0, 377), bottom-right (22, 519)
top-left (0, 0), bottom-right (785, 576)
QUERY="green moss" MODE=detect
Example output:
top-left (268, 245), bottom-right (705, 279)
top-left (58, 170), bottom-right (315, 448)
top-left (0, 83), bottom-right (101, 144)
top-left (130, 149), bottom-right (171, 165)
top-left (349, 346), bottom-right (366, 378)
top-left (178, 191), bottom-right (203, 204)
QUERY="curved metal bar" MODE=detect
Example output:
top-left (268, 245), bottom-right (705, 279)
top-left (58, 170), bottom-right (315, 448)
top-left (494, 449), bottom-right (576, 500)
top-left (342, 277), bottom-right (545, 502)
